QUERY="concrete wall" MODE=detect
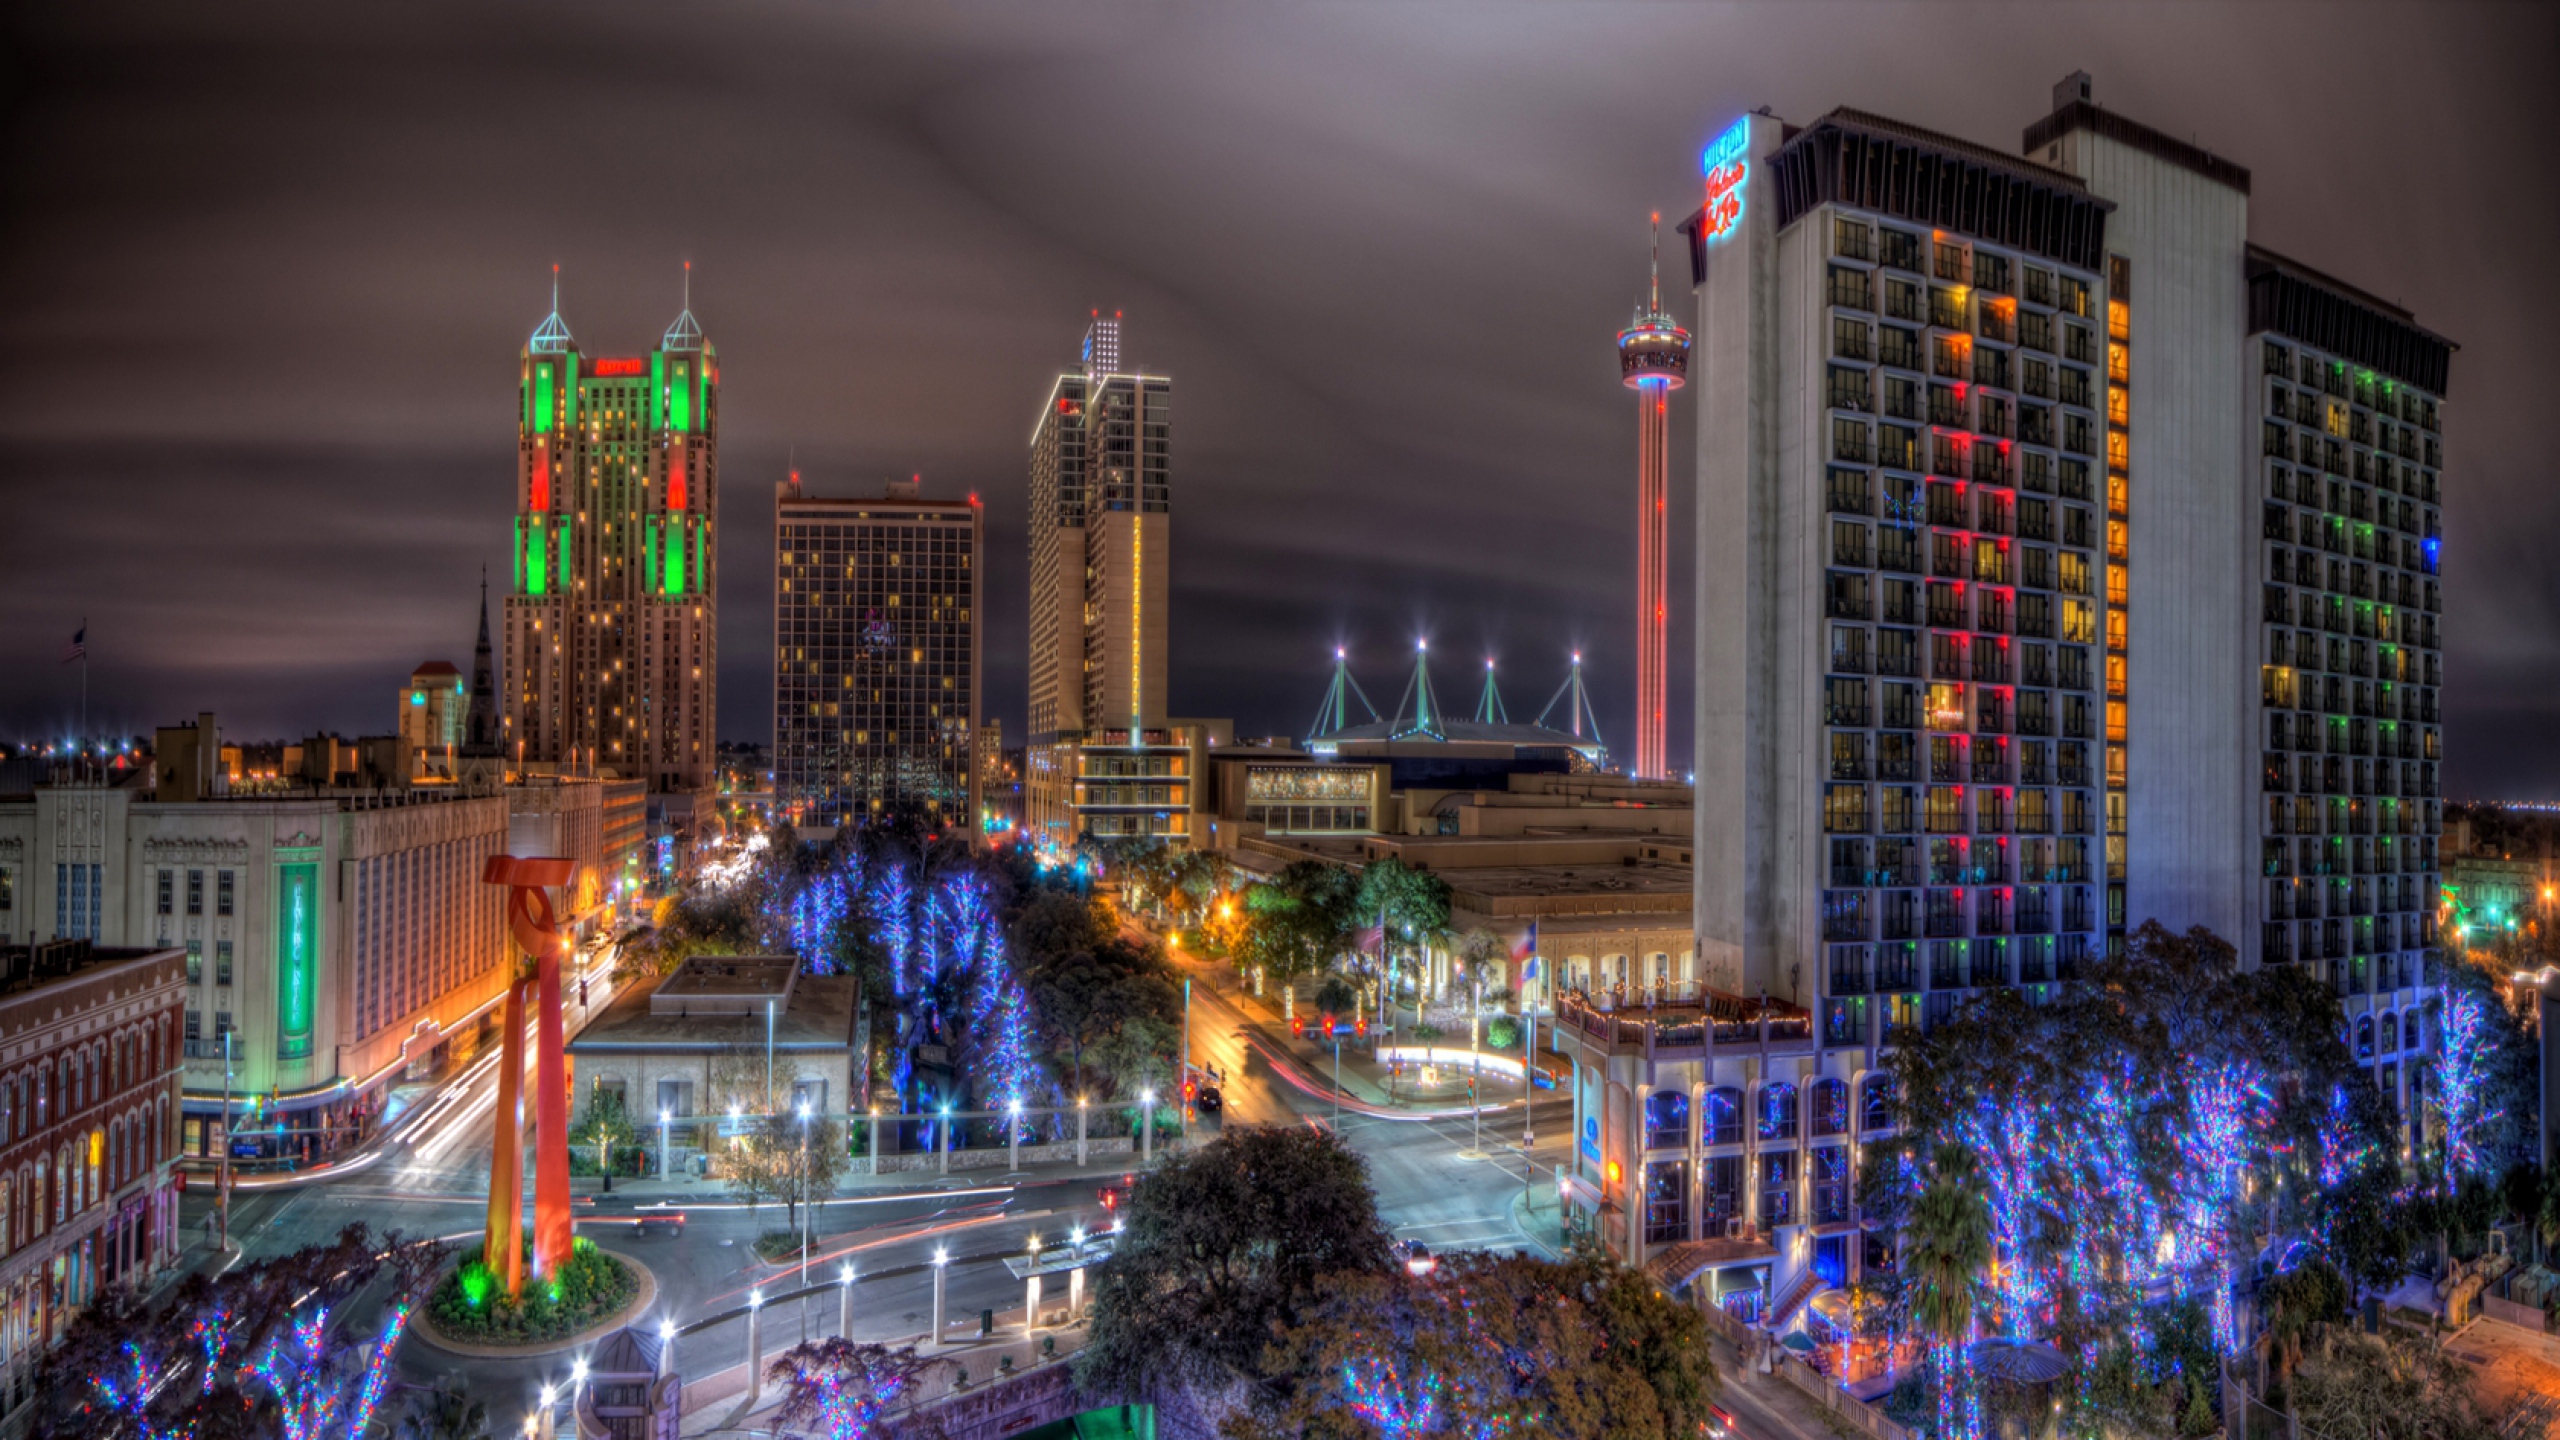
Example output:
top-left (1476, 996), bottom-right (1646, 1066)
top-left (2054, 128), bottom-right (2257, 955)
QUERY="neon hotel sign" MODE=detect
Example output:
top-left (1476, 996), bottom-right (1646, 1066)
top-left (1700, 118), bottom-right (1748, 242)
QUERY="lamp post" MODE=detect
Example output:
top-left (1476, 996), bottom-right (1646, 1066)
top-left (840, 1261), bottom-right (856, 1339)
top-left (797, 1102), bottom-right (813, 1295)
top-left (744, 1290), bottom-right (764, 1404)
top-left (930, 1247), bottom-right (949, 1349)
top-left (1522, 995), bottom-right (1538, 1147)
top-left (217, 1028), bottom-right (233, 1253)
top-left (1008, 1100), bottom-right (1023, 1174)
top-left (1470, 974), bottom-right (1483, 1158)
top-left (658, 1317), bottom-right (676, 1379)
top-left (1140, 1089), bottom-right (1155, 1166)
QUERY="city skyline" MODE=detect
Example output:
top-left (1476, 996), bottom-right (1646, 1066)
top-left (1, 4), bottom-right (2554, 796)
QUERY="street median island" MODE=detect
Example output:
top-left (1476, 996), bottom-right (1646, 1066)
top-left (414, 1237), bottom-right (656, 1355)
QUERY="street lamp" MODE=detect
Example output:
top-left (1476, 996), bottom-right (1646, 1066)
top-left (797, 1102), bottom-right (813, 1296)
top-left (658, 1108), bottom-right (671, 1182)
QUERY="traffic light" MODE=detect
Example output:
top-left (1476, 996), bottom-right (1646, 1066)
top-left (1290, 1015), bottom-right (1305, 1038)
top-left (1353, 1017), bottom-right (1368, 1037)
top-left (1182, 1077), bottom-right (1198, 1104)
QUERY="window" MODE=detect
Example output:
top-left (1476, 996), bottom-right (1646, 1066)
top-left (1645, 1089), bottom-right (1689, 1150)
top-left (186, 870), bottom-right (203, 917)
top-left (157, 871), bottom-right (173, 917)
top-left (1759, 1082), bottom-right (1799, 1141)
top-left (1705, 1087), bottom-right (1745, 1146)
top-left (1880, 229), bottom-right (1922, 273)
top-left (185, 942), bottom-right (202, 985)
top-left (216, 941), bottom-right (233, 987)
top-left (1832, 317), bottom-right (1871, 361)
top-left (217, 871), bottom-right (234, 917)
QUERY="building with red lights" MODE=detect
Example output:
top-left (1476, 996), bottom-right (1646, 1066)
top-left (503, 283), bottom-right (718, 797)
top-left (1554, 73), bottom-right (2450, 1313)
top-left (773, 472), bottom-right (984, 832)
top-left (1617, 226), bottom-right (1690, 783)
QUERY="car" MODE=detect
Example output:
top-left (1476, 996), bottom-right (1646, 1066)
top-left (1394, 1239), bottom-right (1436, 1276)
top-left (1097, 1174), bottom-right (1137, 1212)
top-left (1706, 1403), bottom-right (1737, 1438)
top-left (1195, 1085), bottom-right (1222, 1115)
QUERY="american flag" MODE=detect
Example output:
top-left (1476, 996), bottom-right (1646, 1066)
top-left (59, 624), bottom-right (85, 663)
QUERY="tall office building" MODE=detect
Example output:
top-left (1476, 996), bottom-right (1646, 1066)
top-left (1554, 77), bottom-right (2450, 1289)
top-left (1026, 315), bottom-right (1188, 848)
top-left (773, 472), bottom-right (984, 830)
top-left (1618, 220), bottom-right (1691, 782)
top-left (503, 275), bottom-right (718, 795)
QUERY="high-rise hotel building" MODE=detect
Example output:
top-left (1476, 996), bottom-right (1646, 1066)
top-left (773, 473), bottom-right (983, 830)
top-left (1555, 74), bottom-right (2450, 1294)
top-left (1026, 316), bottom-right (1197, 849)
top-left (503, 289), bottom-right (718, 795)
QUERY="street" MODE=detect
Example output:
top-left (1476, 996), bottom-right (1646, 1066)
top-left (170, 951), bottom-right (1576, 1421)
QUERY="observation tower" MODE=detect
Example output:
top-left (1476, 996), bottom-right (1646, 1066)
top-left (1616, 215), bottom-right (1690, 781)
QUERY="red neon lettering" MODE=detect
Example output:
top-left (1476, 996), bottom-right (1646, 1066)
top-left (591, 357), bottom-right (646, 376)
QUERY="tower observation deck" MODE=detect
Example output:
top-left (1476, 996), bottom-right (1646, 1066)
top-left (1617, 216), bottom-right (1691, 781)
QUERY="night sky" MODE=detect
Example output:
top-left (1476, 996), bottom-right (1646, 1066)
top-left (3, 4), bottom-right (2554, 795)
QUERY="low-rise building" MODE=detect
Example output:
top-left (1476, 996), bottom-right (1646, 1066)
top-left (0, 939), bottom-right (188, 1416)
top-left (564, 954), bottom-right (858, 1169)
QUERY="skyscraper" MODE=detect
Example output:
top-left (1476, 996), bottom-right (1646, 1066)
top-left (502, 273), bottom-right (718, 795)
top-left (773, 471), bottom-right (983, 831)
top-left (1026, 314), bottom-right (1185, 848)
top-left (1617, 218), bottom-right (1691, 781)
top-left (1553, 77), bottom-right (2451, 1281)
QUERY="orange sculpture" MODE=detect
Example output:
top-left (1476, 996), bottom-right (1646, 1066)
top-left (483, 854), bottom-right (578, 1293)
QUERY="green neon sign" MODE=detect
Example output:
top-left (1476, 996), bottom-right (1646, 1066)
top-left (276, 861), bottom-right (318, 1060)
top-left (671, 360), bottom-right (691, 434)
top-left (533, 362), bottom-right (554, 434)
top-left (666, 518), bottom-right (685, 595)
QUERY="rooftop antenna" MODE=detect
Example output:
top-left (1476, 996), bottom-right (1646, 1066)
top-left (1307, 646), bottom-right (1381, 742)
top-left (1388, 639), bottom-right (1446, 742)
top-left (1475, 657), bottom-right (1510, 726)
top-left (1535, 651), bottom-right (1606, 750)
top-left (1649, 210), bottom-right (1661, 313)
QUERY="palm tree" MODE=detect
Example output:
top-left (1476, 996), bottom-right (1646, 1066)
top-left (1903, 1148), bottom-right (1992, 1440)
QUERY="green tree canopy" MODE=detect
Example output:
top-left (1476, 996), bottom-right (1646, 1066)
top-left (1077, 1125), bottom-right (1392, 1398)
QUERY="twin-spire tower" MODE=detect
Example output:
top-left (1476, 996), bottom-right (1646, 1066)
top-left (1615, 216), bottom-right (1691, 782)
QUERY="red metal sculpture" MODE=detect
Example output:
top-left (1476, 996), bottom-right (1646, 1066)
top-left (484, 854), bottom-right (578, 1294)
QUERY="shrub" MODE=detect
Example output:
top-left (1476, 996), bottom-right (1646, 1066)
top-left (426, 1237), bottom-right (637, 1345)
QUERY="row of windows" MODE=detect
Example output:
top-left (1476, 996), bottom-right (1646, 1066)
top-left (1821, 781), bottom-right (2098, 835)
top-left (2267, 712), bottom-right (2440, 760)
top-left (2262, 341), bottom-right (2439, 432)
top-left (2263, 792), bottom-right (2439, 842)
top-left (154, 868), bottom-right (232, 918)
top-left (1833, 218), bottom-right (2094, 314)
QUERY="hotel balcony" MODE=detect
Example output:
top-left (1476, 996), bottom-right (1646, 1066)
top-left (1551, 986), bottom-right (1816, 1063)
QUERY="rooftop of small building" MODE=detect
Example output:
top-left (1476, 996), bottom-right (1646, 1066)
top-left (410, 661), bottom-right (461, 679)
top-left (568, 963), bottom-right (856, 1054)
top-left (0, 941), bottom-right (182, 1004)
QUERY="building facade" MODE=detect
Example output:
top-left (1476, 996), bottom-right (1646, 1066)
top-left (401, 661), bottom-right (467, 756)
top-left (0, 744), bottom-right (512, 1160)
top-left (773, 473), bottom-right (983, 831)
top-left (504, 291), bottom-right (718, 795)
top-left (1026, 316), bottom-right (1178, 849)
top-left (0, 942), bottom-right (188, 1419)
top-left (1556, 75), bottom-right (2451, 1308)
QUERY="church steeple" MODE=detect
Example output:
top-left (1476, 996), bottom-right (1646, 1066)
top-left (464, 567), bottom-right (500, 756)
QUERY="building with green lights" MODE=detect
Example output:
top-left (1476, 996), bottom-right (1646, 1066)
top-left (399, 659), bottom-right (467, 767)
top-left (505, 289), bottom-right (718, 796)
top-left (773, 472), bottom-right (983, 832)
top-left (0, 717), bottom-right (511, 1165)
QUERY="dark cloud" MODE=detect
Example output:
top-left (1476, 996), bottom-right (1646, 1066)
top-left (1, 3), bottom-right (2551, 795)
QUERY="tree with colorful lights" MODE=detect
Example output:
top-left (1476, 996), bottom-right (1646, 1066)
top-left (765, 1338), bottom-right (950, 1440)
top-left (38, 1223), bottom-right (446, 1440)
top-left (1226, 1251), bottom-right (1716, 1440)
top-left (1902, 1149), bottom-right (1991, 1440)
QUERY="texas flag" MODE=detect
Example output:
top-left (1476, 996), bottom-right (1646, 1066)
top-left (1511, 920), bottom-right (1539, 981)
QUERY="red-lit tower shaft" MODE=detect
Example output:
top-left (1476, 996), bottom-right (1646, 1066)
top-left (1636, 383), bottom-right (1671, 779)
top-left (1617, 222), bottom-right (1691, 781)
